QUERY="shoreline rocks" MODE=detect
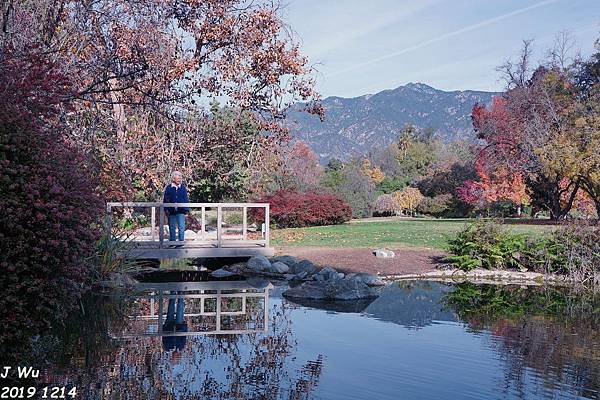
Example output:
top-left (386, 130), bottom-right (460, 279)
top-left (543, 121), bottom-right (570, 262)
top-left (283, 279), bottom-right (379, 301)
top-left (382, 268), bottom-right (576, 286)
top-left (229, 255), bottom-right (384, 301)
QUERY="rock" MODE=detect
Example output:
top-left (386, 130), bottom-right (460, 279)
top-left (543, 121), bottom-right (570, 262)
top-left (373, 248), bottom-right (395, 258)
top-left (246, 256), bottom-right (272, 272)
top-left (184, 229), bottom-right (197, 239)
top-left (292, 271), bottom-right (310, 281)
top-left (283, 274), bottom-right (296, 281)
top-left (347, 272), bottom-right (385, 286)
top-left (271, 261), bottom-right (290, 274)
top-left (283, 279), bottom-right (378, 301)
top-left (270, 255), bottom-right (299, 267)
top-left (290, 259), bottom-right (318, 275)
top-left (314, 266), bottom-right (342, 282)
top-left (210, 268), bottom-right (236, 278)
top-left (246, 277), bottom-right (270, 289)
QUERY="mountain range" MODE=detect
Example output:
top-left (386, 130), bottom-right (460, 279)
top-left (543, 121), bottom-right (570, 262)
top-left (286, 83), bottom-right (498, 162)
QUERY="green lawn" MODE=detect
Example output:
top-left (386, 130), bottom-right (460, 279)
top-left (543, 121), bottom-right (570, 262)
top-left (271, 218), bottom-right (556, 250)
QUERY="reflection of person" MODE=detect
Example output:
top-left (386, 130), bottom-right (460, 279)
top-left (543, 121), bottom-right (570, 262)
top-left (162, 294), bottom-right (188, 352)
top-left (163, 171), bottom-right (190, 246)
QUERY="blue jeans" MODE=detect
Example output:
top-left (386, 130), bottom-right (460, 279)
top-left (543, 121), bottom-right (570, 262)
top-left (166, 296), bottom-right (185, 324)
top-left (168, 213), bottom-right (186, 241)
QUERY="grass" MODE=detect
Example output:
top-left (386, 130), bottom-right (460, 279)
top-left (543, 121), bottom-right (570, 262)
top-left (271, 218), bottom-right (556, 250)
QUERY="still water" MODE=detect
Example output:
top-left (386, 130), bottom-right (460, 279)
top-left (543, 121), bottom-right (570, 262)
top-left (42, 280), bottom-right (600, 399)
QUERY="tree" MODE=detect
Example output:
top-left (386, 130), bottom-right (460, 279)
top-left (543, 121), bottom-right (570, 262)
top-left (393, 187), bottom-right (424, 216)
top-left (361, 159), bottom-right (385, 184)
top-left (471, 50), bottom-right (583, 219)
top-left (395, 125), bottom-right (438, 182)
top-left (458, 157), bottom-right (530, 215)
top-left (373, 194), bottom-right (398, 216)
top-left (1, 0), bottom-right (322, 199)
top-left (322, 160), bottom-right (376, 218)
top-left (271, 141), bottom-right (322, 192)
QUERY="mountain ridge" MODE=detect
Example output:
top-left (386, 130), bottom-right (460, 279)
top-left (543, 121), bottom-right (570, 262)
top-left (287, 82), bottom-right (498, 162)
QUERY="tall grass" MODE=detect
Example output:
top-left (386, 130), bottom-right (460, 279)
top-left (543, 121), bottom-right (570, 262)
top-left (96, 228), bottom-right (154, 276)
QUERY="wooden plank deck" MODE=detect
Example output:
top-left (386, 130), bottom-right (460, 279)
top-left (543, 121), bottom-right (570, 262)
top-left (124, 241), bottom-right (274, 259)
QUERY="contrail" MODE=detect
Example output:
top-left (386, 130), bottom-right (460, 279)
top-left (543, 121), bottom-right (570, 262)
top-left (325, 0), bottom-right (561, 78)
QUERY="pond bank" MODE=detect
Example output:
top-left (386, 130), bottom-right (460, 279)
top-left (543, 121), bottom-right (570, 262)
top-left (276, 246), bottom-right (580, 286)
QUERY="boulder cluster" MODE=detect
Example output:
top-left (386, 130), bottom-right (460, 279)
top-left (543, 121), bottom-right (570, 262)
top-left (211, 255), bottom-right (385, 301)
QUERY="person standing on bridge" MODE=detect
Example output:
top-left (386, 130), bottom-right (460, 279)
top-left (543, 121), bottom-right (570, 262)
top-left (163, 171), bottom-right (190, 246)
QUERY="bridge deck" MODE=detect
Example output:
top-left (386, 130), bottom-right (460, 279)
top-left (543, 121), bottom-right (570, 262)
top-left (125, 241), bottom-right (274, 259)
top-left (107, 202), bottom-right (273, 260)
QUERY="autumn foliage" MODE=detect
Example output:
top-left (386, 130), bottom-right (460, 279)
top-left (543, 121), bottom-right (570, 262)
top-left (0, 51), bottom-right (103, 357)
top-left (254, 190), bottom-right (352, 228)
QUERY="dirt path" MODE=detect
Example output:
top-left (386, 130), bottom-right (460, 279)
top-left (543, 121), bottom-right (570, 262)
top-left (275, 246), bottom-right (446, 276)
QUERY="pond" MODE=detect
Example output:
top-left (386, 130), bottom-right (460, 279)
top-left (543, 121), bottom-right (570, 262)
top-left (38, 279), bottom-right (600, 400)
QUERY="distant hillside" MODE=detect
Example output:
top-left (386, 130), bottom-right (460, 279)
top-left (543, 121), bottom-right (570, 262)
top-left (286, 83), bottom-right (497, 162)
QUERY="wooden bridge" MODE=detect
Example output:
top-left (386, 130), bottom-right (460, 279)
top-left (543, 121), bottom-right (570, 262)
top-left (106, 202), bottom-right (273, 259)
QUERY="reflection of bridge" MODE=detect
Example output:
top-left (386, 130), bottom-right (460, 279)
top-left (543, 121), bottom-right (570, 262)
top-left (106, 202), bottom-right (274, 259)
top-left (112, 281), bottom-right (273, 338)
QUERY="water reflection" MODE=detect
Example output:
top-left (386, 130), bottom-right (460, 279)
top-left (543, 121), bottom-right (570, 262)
top-left (446, 283), bottom-right (600, 399)
top-left (45, 279), bottom-right (324, 400)
top-left (114, 281), bottom-right (273, 340)
top-left (37, 280), bottom-right (600, 400)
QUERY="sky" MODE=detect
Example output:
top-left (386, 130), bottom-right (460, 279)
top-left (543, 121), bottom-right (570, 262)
top-left (281, 0), bottom-right (600, 98)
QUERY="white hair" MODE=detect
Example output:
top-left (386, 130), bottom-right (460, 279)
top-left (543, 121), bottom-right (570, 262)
top-left (171, 171), bottom-right (183, 180)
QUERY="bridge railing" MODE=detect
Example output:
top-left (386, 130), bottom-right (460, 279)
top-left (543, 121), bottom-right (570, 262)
top-left (106, 202), bottom-right (270, 248)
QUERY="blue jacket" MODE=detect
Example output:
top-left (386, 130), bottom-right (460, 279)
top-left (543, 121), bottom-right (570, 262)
top-left (163, 184), bottom-right (190, 214)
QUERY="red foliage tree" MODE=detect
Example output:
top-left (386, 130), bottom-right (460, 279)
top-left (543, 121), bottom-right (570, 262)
top-left (457, 156), bottom-right (529, 211)
top-left (253, 190), bottom-right (352, 228)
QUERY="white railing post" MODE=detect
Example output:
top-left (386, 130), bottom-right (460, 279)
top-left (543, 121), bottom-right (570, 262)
top-left (201, 206), bottom-right (206, 241)
top-left (264, 204), bottom-right (270, 247)
top-left (242, 206), bottom-right (247, 240)
top-left (217, 205), bottom-right (222, 248)
top-left (151, 206), bottom-right (156, 241)
top-left (159, 205), bottom-right (164, 248)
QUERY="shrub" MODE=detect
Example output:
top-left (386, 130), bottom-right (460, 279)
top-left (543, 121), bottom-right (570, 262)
top-left (253, 189), bottom-right (352, 228)
top-left (445, 219), bottom-right (527, 271)
top-left (417, 194), bottom-right (452, 216)
top-left (544, 224), bottom-right (600, 281)
top-left (446, 220), bottom-right (600, 283)
top-left (0, 51), bottom-right (103, 360)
